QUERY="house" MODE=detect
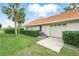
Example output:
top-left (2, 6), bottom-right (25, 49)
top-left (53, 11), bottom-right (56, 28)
top-left (27, 9), bottom-right (79, 39)
top-left (26, 9), bottom-right (79, 53)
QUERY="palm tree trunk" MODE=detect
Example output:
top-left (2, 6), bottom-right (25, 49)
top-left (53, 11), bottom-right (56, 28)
top-left (18, 27), bottom-right (20, 34)
top-left (15, 21), bottom-right (18, 35)
top-left (18, 23), bottom-right (20, 34)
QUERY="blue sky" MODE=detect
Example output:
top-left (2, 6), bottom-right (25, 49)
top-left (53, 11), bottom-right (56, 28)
top-left (0, 3), bottom-right (69, 28)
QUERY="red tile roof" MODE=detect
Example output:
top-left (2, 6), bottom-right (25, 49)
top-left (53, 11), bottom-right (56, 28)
top-left (27, 9), bottom-right (79, 26)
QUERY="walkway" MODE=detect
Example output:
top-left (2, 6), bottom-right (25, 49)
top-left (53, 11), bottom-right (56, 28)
top-left (37, 37), bottom-right (64, 53)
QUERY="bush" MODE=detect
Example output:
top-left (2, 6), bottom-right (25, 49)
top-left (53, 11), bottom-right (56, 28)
top-left (4, 27), bottom-right (24, 34)
top-left (0, 24), bottom-right (2, 29)
top-left (4, 28), bottom-right (15, 34)
top-left (63, 31), bottom-right (79, 47)
top-left (20, 30), bottom-right (40, 37)
top-left (4, 27), bottom-right (39, 37)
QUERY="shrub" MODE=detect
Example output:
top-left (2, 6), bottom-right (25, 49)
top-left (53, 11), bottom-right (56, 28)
top-left (63, 31), bottom-right (79, 47)
top-left (0, 24), bottom-right (2, 29)
top-left (4, 27), bottom-right (24, 34)
top-left (4, 27), bottom-right (39, 37)
top-left (4, 28), bottom-right (15, 34)
top-left (20, 30), bottom-right (40, 37)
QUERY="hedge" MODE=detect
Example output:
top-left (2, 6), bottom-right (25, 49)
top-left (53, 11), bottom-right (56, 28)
top-left (4, 28), bottom-right (15, 34)
top-left (4, 28), bottom-right (40, 37)
top-left (4, 28), bottom-right (24, 34)
top-left (63, 31), bottom-right (79, 47)
top-left (20, 30), bottom-right (40, 37)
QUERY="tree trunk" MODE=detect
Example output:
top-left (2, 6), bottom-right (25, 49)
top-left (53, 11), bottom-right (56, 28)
top-left (15, 21), bottom-right (18, 35)
top-left (18, 28), bottom-right (20, 34)
top-left (18, 26), bottom-right (20, 34)
top-left (17, 22), bottom-right (20, 34)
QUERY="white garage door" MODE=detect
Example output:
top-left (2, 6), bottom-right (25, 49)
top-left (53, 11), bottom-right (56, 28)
top-left (51, 25), bottom-right (66, 38)
top-left (42, 25), bottom-right (50, 36)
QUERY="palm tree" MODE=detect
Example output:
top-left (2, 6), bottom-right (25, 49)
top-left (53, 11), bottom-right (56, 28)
top-left (63, 7), bottom-right (72, 12)
top-left (2, 3), bottom-right (25, 35)
top-left (17, 8), bottom-right (26, 34)
top-left (70, 3), bottom-right (79, 9)
top-left (64, 3), bottom-right (79, 12)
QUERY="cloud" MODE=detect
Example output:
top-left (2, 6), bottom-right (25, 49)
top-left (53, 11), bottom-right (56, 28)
top-left (28, 4), bottom-right (59, 17)
top-left (1, 19), bottom-right (14, 28)
top-left (38, 12), bottom-right (46, 17)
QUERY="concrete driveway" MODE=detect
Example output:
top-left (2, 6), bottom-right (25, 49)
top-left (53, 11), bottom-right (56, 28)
top-left (37, 37), bottom-right (64, 53)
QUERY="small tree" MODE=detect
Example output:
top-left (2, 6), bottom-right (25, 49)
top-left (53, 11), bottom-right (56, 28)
top-left (0, 24), bottom-right (2, 29)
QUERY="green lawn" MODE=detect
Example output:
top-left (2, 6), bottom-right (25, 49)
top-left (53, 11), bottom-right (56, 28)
top-left (0, 30), bottom-right (4, 33)
top-left (0, 34), bottom-right (79, 56)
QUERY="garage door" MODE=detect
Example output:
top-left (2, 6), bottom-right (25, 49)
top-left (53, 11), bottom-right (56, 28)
top-left (51, 25), bottom-right (66, 38)
top-left (42, 25), bottom-right (50, 36)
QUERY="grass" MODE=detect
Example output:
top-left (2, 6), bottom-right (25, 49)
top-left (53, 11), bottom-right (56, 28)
top-left (0, 29), bottom-right (4, 33)
top-left (0, 33), bottom-right (79, 56)
top-left (59, 47), bottom-right (79, 56)
top-left (0, 34), bottom-right (37, 55)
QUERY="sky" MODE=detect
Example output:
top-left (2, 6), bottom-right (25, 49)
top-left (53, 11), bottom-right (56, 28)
top-left (0, 3), bottom-right (69, 28)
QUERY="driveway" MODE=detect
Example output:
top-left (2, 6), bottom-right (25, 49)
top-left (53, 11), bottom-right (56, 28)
top-left (37, 37), bottom-right (64, 53)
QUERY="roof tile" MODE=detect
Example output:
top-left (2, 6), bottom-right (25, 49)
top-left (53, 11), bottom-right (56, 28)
top-left (27, 9), bottom-right (79, 26)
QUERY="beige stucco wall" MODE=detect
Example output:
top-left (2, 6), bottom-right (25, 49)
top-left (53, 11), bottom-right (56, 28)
top-left (66, 22), bottom-right (79, 31)
top-left (40, 22), bottom-right (79, 38)
top-left (32, 26), bottom-right (40, 30)
top-left (50, 25), bottom-right (66, 38)
top-left (27, 26), bottom-right (40, 30)
top-left (27, 27), bottom-right (33, 30)
top-left (41, 25), bottom-right (50, 36)
top-left (27, 22), bottom-right (79, 38)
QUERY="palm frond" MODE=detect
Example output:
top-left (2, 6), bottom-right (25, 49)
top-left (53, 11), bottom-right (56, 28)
top-left (17, 8), bottom-right (26, 24)
top-left (14, 3), bottom-right (19, 8)
top-left (8, 3), bottom-right (15, 8)
top-left (20, 8), bottom-right (25, 12)
top-left (2, 7), bottom-right (12, 19)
